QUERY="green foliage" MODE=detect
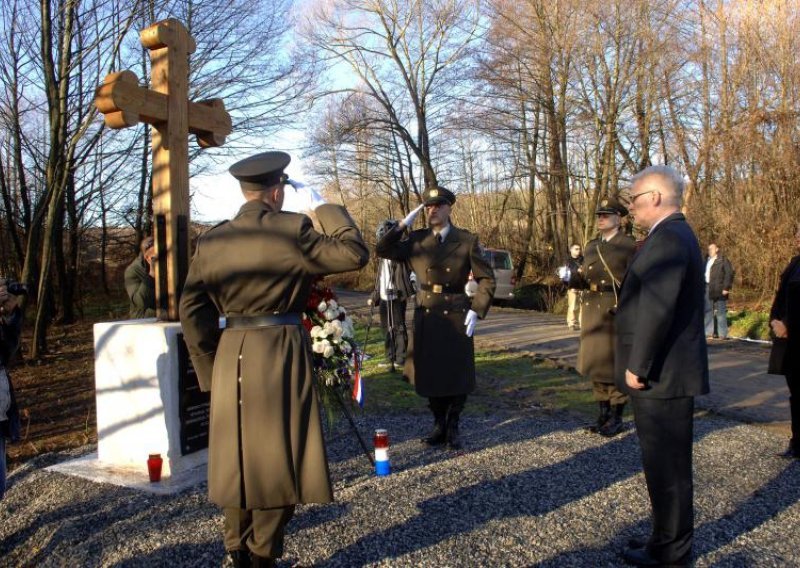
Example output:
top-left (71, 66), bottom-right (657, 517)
top-left (728, 310), bottom-right (771, 340)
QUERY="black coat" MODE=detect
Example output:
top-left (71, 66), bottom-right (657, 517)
top-left (615, 213), bottom-right (709, 398)
top-left (704, 255), bottom-right (734, 300)
top-left (376, 224), bottom-right (495, 397)
top-left (0, 306), bottom-right (23, 441)
top-left (769, 255), bottom-right (800, 375)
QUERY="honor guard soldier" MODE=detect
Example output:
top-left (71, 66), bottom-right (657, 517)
top-left (570, 197), bottom-right (636, 436)
top-left (179, 151), bottom-right (369, 567)
top-left (376, 186), bottom-right (495, 450)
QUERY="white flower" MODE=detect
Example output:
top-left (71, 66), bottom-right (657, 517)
top-left (322, 321), bottom-right (335, 337)
top-left (310, 325), bottom-right (322, 338)
top-left (312, 341), bottom-right (325, 354)
top-left (318, 301), bottom-right (327, 312)
top-left (324, 308), bottom-right (338, 321)
top-left (328, 299), bottom-right (338, 310)
top-left (341, 342), bottom-right (352, 354)
top-left (323, 345), bottom-right (335, 358)
top-left (341, 317), bottom-right (354, 338)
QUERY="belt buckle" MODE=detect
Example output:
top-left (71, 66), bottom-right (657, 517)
top-left (432, 284), bottom-right (443, 294)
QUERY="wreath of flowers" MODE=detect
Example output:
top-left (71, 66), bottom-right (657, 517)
top-left (303, 279), bottom-right (358, 394)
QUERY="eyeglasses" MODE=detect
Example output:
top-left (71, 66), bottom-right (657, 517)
top-left (630, 190), bottom-right (658, 204)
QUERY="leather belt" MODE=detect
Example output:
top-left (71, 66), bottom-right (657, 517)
top-left (419, 283), bottom-right (462, 294)
top-left (588, 283), bottom-right (616, 292)
top-left (220, 313), bottom-right (302, 329)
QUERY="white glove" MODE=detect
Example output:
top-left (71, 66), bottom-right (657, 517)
top-left (464, 309), bottom-right (478, 337)
top-left (400, 204), bottom-right (424, 228)
top-left (286, 179), bottom-right (326, 212)
top-left (557, 266), bottom-right (570, 281)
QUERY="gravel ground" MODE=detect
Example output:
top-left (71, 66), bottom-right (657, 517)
top-left (1, 408), bottom-right (799, 567)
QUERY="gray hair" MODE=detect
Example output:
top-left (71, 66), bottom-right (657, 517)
top-left (631, 165), bottom-right (685, 206)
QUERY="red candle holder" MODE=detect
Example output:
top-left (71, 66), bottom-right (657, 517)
top-left (147, 453), bottom-right (163, 482)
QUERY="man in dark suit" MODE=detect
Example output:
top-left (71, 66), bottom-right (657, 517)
top-left (615, 165), bottom-right (709, 567)
top-left (180, 152), bottom-right (369, 568)
top-left (376, 186), bottom-right (495, 450)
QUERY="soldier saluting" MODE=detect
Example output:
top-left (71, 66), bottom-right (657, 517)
top-left (570, 197), bottom-right (636, 437)
top-left (179, 151), bottom-right (369, 568)
top-left (377, 186), bottom-right (495, 450)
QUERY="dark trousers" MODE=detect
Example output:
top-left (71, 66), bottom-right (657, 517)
top-left (429, 395), bottom-right (467, 417)
top-left (632, 396), bottom-right (695, 565)
top-left (591, 381), bottom-right (628, 405)
top-left (223, 505), bottom-right (295, 558)
top-left (786, 371), bottom-right (800, 445)
top-left (379, 298), bottom-right (407, 364)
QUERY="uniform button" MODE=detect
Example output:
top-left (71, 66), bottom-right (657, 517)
top-left (427, 293), bottom-right (431, 299)
top-left (444, 310), bottom-right (449, 315)
top-left (445, 295), bottom-right (450, 301)
top-left (238, 377), bottom-right (242, 383)
top-left (427, 281), bottom-right (431, 284)
top-left (238, 355), bottom-right (242, 360)
top-left (426, 309), bottom-right (430, 314)
top-left (239, 400), bottom-right (242, 405)
top-left (446, 268), bottom-right (450, 272)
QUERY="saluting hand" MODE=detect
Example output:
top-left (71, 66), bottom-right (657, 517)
top-left (625, 369), bottom-right (646, 390)
top-left (400, 204), bottom-right (424, 229)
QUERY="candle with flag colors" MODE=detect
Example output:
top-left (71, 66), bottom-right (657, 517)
top-left (374, 429), bottom-right (390, 476)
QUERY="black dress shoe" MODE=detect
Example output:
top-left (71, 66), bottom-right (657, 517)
top-left (627, 538), bottom-right (647, 549)
top-left (622, 547), bottom-right (660, 566)
top-left (249, 554), bottom-right (276, 568)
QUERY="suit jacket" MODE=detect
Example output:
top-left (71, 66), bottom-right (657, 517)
top-left (614, 213), bottom-right (709, 398)
top-left (180, 201), bottom-right (368, 509)
top-left (704, 255), bottom-right (735, 300)
top-left (376, 223), bottom-right (495, 396)
top-left (769, 255), bottom-right (800, 374)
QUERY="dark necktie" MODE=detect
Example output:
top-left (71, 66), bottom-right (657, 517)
top-left (436, 234), bottom-right (443, 245)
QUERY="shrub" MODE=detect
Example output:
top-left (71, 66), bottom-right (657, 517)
top-left (728, 310), bottom-right (770, 340)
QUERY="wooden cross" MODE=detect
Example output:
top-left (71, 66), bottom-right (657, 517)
top-left (95, 18), bottom-right (232, 321)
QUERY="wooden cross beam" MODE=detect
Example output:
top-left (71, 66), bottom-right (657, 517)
top-left (95, 18), bottom-right (232, 321)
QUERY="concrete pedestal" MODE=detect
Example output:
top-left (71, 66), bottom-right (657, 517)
top-left (47, 319), bottom-right (208, 493)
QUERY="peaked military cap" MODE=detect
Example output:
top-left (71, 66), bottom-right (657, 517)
top-left (229, 151), bottom-right (291, 190)
top-left (423, 186), bottom-right (456, 206)
top-left (596, 196), bottom-right (628, 217)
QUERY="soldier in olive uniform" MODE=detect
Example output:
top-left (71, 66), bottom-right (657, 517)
top-left (570, 197), bottom-right (636, 437)
top-left (376, 186), bottom-right (495, 450)
top-left (179, 152), bottom-right (369, 568)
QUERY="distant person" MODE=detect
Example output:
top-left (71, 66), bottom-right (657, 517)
top-left (616, 165), bottom-right (708, 567)
top-left (376, 186), bottom-right (495, 450)
top-left (704, 243), bottom-right (734, 340)
top-left (124, 236), bottom-right (156, 318)
top-left (0, 279), bottom-right (24, 500)
top-left (562, 244), bottom-right (583, 330)
top-left (180, 151), bottom-right (368, 567)
top-left (369, 220), bottom-right (415, 369)
top-left (769, 225), bottom-right (800, 459)
top-left (570, 198), bottom-right (635, 437)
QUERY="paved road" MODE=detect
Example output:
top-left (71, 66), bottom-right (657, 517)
top-left (338, 290), bottom-right (790, 434)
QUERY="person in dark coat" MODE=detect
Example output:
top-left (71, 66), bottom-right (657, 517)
top-left (570, 198), bottom-right (636, 436)
top-left (769, 225), bottom-right (800, 458)
top-left (369, 220), bottom-right (415, 368)
top-left (123, 236), bottom-right (156, 318)
top-left (179, 152), bottom-right (369, 568)
top-left (615, 165), bottom-right (709, 568)
top-left (376, 186), bottom-right (495, 450)
top-left (0, 279), bottom-right (24, 500)
top-left (703, 243), bottom-right (735, 339)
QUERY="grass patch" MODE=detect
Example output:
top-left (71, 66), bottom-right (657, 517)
top-left (351, 322), bottom-right (594, 419)
top-left (728, 309), bottom-right (771, 340)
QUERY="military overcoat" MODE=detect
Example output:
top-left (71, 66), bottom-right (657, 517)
top-left (571, 231), bottom-right (636, 383)
top-left (179, 201), bottom-right (368, 509)
top-left (376, 224), bottom-right (495, 397)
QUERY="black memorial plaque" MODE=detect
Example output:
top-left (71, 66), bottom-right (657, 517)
top-left (177, 333), bottom-right (210, 455)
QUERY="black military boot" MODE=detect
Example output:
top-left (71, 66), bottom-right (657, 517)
top-left (599, 403), bottom-right (625, 437)
top-left (229, 550), bottom-right (252, 568)
top-left (422, 412), bottom-right (447, 446)
top-left (446, 410), bottom-right (462, 450)
top-left (587, 401), bottom-right (611, 434)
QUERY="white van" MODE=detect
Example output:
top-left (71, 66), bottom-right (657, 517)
top-left (466, 248), bottom-right (517, 302)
